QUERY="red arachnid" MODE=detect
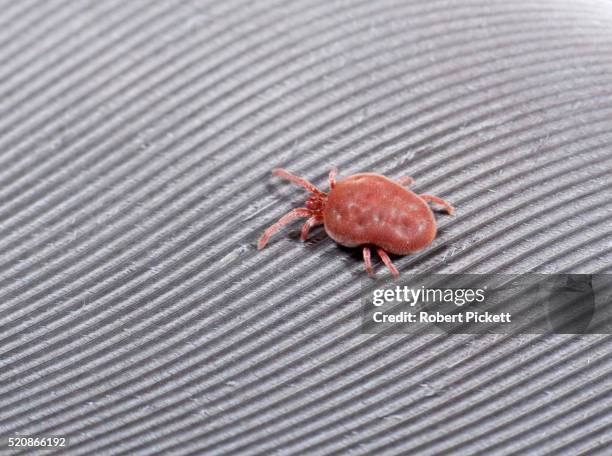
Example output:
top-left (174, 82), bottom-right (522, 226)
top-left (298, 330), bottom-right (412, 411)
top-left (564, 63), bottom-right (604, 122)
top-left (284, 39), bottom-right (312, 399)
top-left (257, 168), bottom-right (454, 278)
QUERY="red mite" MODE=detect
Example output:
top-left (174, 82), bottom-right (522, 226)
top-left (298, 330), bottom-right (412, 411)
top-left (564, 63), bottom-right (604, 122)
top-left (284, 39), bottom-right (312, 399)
top-left (257, 168), bottom-right (454, 278)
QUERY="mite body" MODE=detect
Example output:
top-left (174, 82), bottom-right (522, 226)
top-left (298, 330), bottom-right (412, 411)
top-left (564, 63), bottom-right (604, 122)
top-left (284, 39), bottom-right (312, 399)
top-left (257, 168), bottom-right (454, 278)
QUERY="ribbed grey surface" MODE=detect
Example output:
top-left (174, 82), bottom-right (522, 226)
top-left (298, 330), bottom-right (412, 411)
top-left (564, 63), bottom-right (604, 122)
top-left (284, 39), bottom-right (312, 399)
top-left (1, 0), bottom-right (612, 454)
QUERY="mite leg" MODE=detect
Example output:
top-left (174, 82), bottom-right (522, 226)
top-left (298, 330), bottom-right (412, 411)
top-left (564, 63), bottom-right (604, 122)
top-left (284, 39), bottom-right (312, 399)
top-left (273, 168), bottom-right (324, 195)
top-left (328, 166), bottom-right (338, 190)
top-left (258, 208), bottom-right (312, 250)
top-left (376, 248), bottom-right (399, 279)
top-left (397, 176), bottom-right (415, 186)
top-left (300, 216), bottom-right (324, 241)
top-left (363, 246), bottom-right (374, 277)
top-left (419, 194), bottom-right (455, 215)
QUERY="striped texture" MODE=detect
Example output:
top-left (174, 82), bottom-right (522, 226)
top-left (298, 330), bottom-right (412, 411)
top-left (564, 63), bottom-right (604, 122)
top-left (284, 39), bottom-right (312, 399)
top-left (0, 0), bottom-right (612, 454)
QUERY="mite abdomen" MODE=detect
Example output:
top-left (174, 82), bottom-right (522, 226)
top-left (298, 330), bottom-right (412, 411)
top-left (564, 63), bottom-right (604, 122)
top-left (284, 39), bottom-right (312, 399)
top-left (323, 174), bottom-right (436, 255)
